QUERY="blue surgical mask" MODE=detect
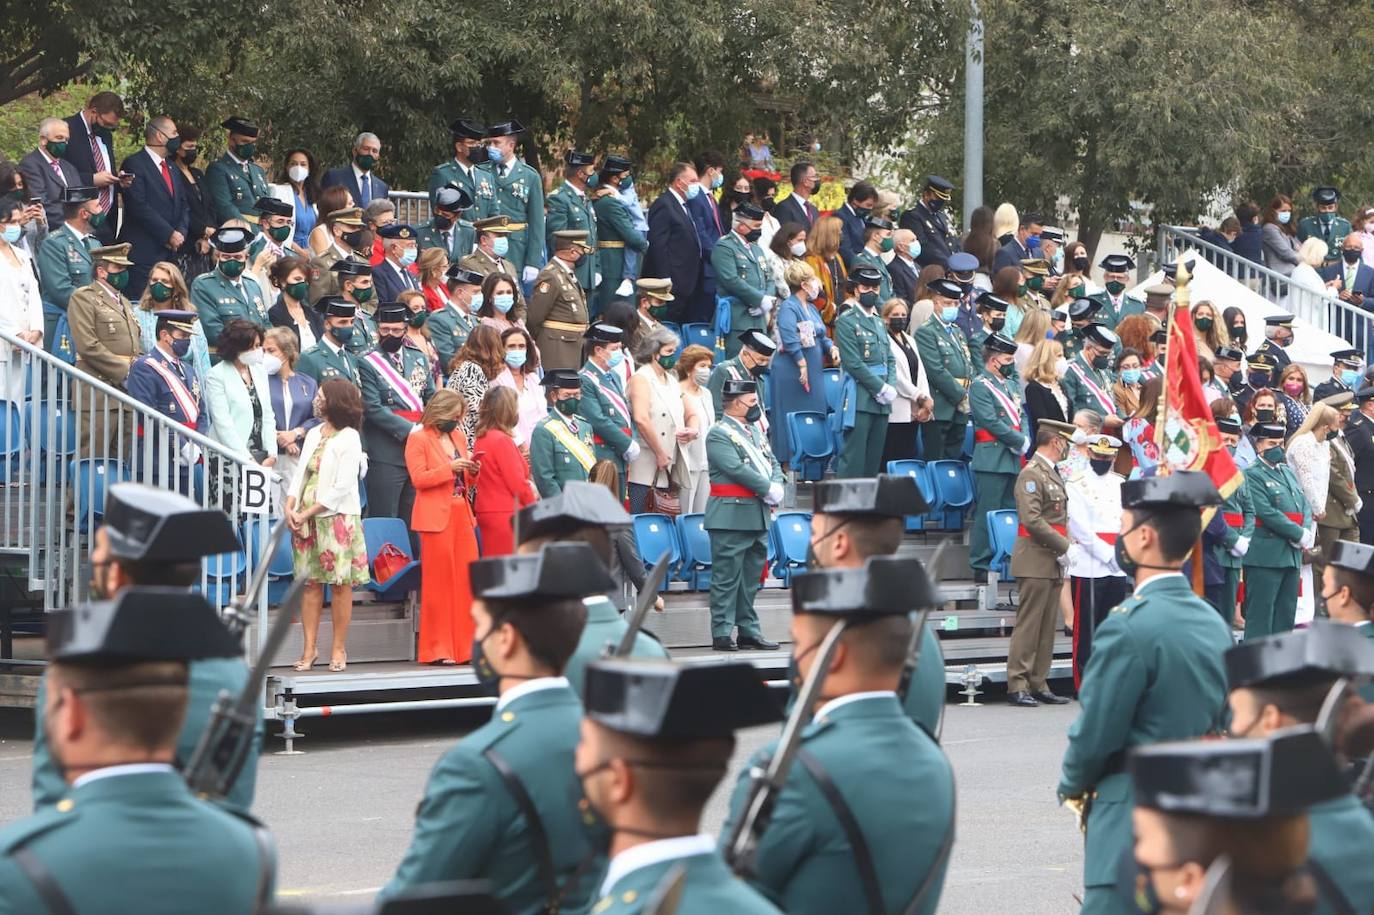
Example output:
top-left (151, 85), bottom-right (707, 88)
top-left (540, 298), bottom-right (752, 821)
top-left (1121, 368), bottom-right (1142, 385)
top-left (399, 247), bottom-right (417, 267)
top-left (909, 240), bottom-right (922, 260)
top-left (487, 146), bottom-right (503, 163)
top-left (940, 306), bottom-right (959, 323)
top-left (1, 225), bottom-right (21, 244)
top-left (492, 236), bottom-right (509, 257)
top-left (505, 349), bottom-right (527, 368)
top-left (470, 291), bottom-right (484, 310)
top-left (1342, 369), bottom-right (1360, 387)
top-left (607, 349), bottom-right (625, 369)
top-left (1277, 211), bottom-right (1291, 225)
top-left (1026, 233), bottom-right (1041, 248)
top-left (711, 173), bottom-right (723, 190)
top-left (686, 183), bottom-right (702, 200)
top-left (1052, 249), bottom-right (1064, 267)
top-left (493, 292), bottom-right (515, 314)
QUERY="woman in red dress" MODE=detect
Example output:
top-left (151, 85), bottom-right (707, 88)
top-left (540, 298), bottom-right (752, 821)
top-left (473, 385), bottom-right (538, 556)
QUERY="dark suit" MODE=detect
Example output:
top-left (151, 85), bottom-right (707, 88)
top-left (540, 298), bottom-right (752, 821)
top-left (889, 254), bottom-right (918, 305)
top-left (837, 203), bottom-right (867, 269)
top-left (1321, 259), bottom-right (1374, 357)
top-left (773, 193), bottom-right (818, 231)
top-left (373, 258), bottom-right (419, 304)
top-left (686, 188), bottom-right (726, 323)
top-left (59, 112), bottom-right (117, 243)
top-left (642, 190), bottom-right (702, 322)
top-left (993, 236), bottom-right (1032, 273)
top-left (268, 293), bottom-right (326, 349)
top-left (117, 149), bottom-right (190, 298)
top-left (899, 200), bottom-right (959, 268)
top-left (17, 149), bottom-right (80, 228)
top-left (321, 165), bottom-right (389, 208)
top-left (1348, 411), bottom-right (1374, 545)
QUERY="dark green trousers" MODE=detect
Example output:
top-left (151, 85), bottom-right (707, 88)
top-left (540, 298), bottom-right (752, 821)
top-left (837, 410), bottom-right (887, 478)
top-left (708, 528), bottom-right (767, 639)
top-left (970, 471), bottom-right (1016, 571)
top-left (1242, 565), bottom-right (1299, 640)
top-left (923, 413), bottom-right (968, 461)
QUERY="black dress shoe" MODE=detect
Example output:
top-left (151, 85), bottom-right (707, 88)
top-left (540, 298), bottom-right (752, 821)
top-left (1032, 690), bottom-right (1070, 705)
top-left (712, 637), bottom-right (738, 651)
top-left (737, 635), bottom-right (780, 651)
top-left (1007, 690), bottom-right (1039, 707)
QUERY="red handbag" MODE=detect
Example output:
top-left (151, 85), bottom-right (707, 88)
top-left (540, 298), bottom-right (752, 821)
top-left (372, 543), bottom-right (409, 582)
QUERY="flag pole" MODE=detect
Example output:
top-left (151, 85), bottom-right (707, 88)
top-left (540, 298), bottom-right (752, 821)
top-left (1163, 258), bottom-right (1208, 597)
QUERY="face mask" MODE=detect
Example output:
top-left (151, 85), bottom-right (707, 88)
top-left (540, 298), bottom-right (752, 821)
top-left (352, 285), bottom-right (374, 304)
top-left (47, 140), bottom-right (68, 157)
top-left (378, 334), bottom-right (405, 354)
top-left (909, 240), bottom-right (923, 260)
top-left (693, 366), bottom-right (711, 385)
top-left (179, 148), bottom-right (199, 165)
top-left (470, 630), bottom-right (501, 696)
top-left (1072, 255), bottom-right (1090, 272)
top-left (745, 404), bottom-right (763, 424)
top-left (1194, 317), bottom-right (1213, 331)
top-left (940, 306), bottom-right (959, 323)
top-left (397, 247), bottom-right (418, 267)
top-left (219, 259), bottom-right (246, 278)
top-left (261, 353), bottom-right (283, 375)
top-left (1342, 369), bottom-right (1359, 387)
top-left (1262, 445), bottom-right (1285, 464)
top-left (790, 241), bottom-right (806, 257)
top-left (1090, 458), bottom-right (1113, 476)
top-left (285, 280), bottom-right (308, 302)
top-left (1027, 276), bottom-right (1044, 291)
top-left (1070, 285), bottom-right (1086, 299)
top-left (1105, 280), bottom-right (1126, 295)
top-left (730, 189), bottom-right (751, 204)
top-left (710, 173), bottom-right (723, 190)
top-left (1092, 354), bottom-right (1110, 370)
top-left (269, 224), bottom-right (291, 243)
top-left (1254, 407), bottom-right (1276, 423)
top-left (854, 206), bottom-right (872, 219)
top-left (330, 324), bottom-right (354, 345)
top-left (888, 318), bottom-right (907, 334)
top-left (437, 419), bottom-right (459, 434)
top-left (89, 210), bottom-right (108, 228)
top-left (744, 228), bottom-right (763, 243)
top-left (487, 146), bottom-right (504, 163)
top-left (619, 176), bottom-right (634, 191)
top-left (1, 225), bottom-right (21, 244)
top-left (1343, 249), bottom-right (1362, 265)
top-left (748, 359), bottom-right (768, 377)
top-left (431, 213), bottom-right (456, 232)
top-left (354, 153), bottom-right (377, 171)
top-left (606, 349), bottom-right (625, 369)
top-left (997, 361), bottom-right (1015, 379)
top-left (489, 292), bottom-right (515, 314)
top-left (658, 353), bottom-right (678, 370)
top-left (469, 291), bottom-right (484, 311)
top-left (1055, 357), bottom-right (1070, 376)
top-left (409, 310), bottom-right (428, 329)
top-left (288, 164), bottom-right (309, 183)
top-left (1277, 210), bottom-right (1291, 224)
top-left (1052, 249), bottom-right (1064, 267)
top-left (879, 236), bottom-right (895, 253)
top-left (505, 349), bottom-right (527, 369)
top-left (556, 396), bottom-right (581, 416)
top-left (803, 279), bottom-right (822, 299)
top-left (234, 142), bottom-right (257, 160)
top-left (860, 291), bottom-right (880, 311)
top-left (1120, 367), bottom-right (1141, 385)
top-left (990, 316), bottom-right (1006, 332)
top-left (341, 229), bottom-right (365, 250)
top-left (170, 337), bottom-right (191, 359)
top-left (106, 269), bottom-right (129, 290)
top-left (1025, 233), bottom-right (1041, 248)
top-left (1326, 428), bottom-right (1339, 441)
top-left (1282, 381), bottom-right (1304, 395)
top-left (686, 183), bottom-right (702, 200)
top-left (1115, 850), bottom-right (1164, 915)
top-left (492, 236), bottom-right (510, 257)
top-left (239, 348), bottom-right (264, 367)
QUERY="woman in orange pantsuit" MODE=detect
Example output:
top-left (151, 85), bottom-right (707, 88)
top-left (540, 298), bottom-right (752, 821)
top-left (473, 385), bottom-right (538, 556)
top-left (405, 390), bottom-right (481, 664)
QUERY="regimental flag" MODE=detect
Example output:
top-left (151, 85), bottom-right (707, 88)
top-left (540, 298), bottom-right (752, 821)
top-left (1158, 298), bottom-right (1244, 498)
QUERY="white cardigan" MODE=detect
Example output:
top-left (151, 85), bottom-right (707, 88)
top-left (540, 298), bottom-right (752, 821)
top-left (1286, 432), bottom-right (1329, 515)
top-left (888, 331), bottom-right (931, 424)
top-left (287, 425), bottom-right (366, 517)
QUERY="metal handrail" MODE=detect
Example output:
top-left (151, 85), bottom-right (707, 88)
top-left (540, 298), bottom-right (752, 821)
top-left (387, 191), bottom-right (432, 229)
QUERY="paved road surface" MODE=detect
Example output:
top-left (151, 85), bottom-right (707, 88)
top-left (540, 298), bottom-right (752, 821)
top-left (0, 693), bottom-right (1085, 913)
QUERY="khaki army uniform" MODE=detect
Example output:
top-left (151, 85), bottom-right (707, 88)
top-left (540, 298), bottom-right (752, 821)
top-left (1007, 453), bottom-right (1071, 694)
top-left (527, 259), bottom-right (589, 372)
top-left (68, 280), bottom-right (141, 456)
top-left (1318, 431), bottom-right (1361, 611)
top-left (307, 244), bottom-right (350, 306)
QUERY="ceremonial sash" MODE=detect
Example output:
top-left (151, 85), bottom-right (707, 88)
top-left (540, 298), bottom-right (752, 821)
top-left (720, 419), bottom-right (773, 480)
top-left (144, 357), bottom-right (199, 425)
top-left (1223, 513), bottom-right (1245, 528)
top-left (545, 418), bottom-right (596, 471)
top-left (364, 351), bottom-right (424, 413)
top-left (1255, 512), bottom-right (1303, 528)
top-left (580, 367), bottom-right (631, 426)
top-left (976, 376), bottom-right (1022, 438)
top-left (710, 483), bottom-right (757, 498)
top-left (1069, 361), bottom-right (1115, 414)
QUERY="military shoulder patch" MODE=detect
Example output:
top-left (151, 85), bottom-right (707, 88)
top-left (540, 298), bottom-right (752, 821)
top-left (538, 282), bottom-right (550, 294)
top-left (1025, 481), bottom-right (1036, 493)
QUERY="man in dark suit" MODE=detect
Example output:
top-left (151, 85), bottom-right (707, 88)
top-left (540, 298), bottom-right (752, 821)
top-left (19, 118), bottom-right (81, 230)
top-left (1322, 234), bottom-right (1374, 357)
top-left (60, 91), bottom-right (129, 244)
top-left (642, 161), bottom-right (703, 324)
top-left (686, 150), bottom-right (727, 324)
top-left (837, 180), bottom-right (878, 269)
top-left (898, 174), bottom-right (959, 268)
top-left (373, 223), bottom-right (421, 303)
top-left (889, 229), bottom-right (920, 305)
top-left (773, 160), bottom-right (821, 231)
top-left (117, 116), bottom-right (190, 299)
top-left (322, 132), bottom-right (390, 208)
top-left (992, 211), bottom-right (1044, 273)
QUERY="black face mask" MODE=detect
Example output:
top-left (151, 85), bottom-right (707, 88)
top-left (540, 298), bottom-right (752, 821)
top-left (1343, 248), bottom-right (1362, 265)
top-left (433, 214), bottom-right (454, 231)
top-left (378, 334), bottom-right (405, 353)
top-left (730, 189), bottom-right (752, 204)
top-left (1254, 407), bottom-right (1276, 423)
top-left (744, 228), bottom-right (763, 243)
top-left (1231, 326), bottom-right (1247, 344)
top-left (745, 404), bottom-right (763, 423)
top-left (1072, 255), bottom-right (1090, 273)
top-left (1113, 516), bottom-right (1179, 579)
top-left (1249, 373), bottom-right (1271, 389)
top-left (1090, 458), bottom-right (1113, 476)
top-left (437, 419), bottom-right (459, 434)
top-left (989, 316), bottom-right (1006, 332)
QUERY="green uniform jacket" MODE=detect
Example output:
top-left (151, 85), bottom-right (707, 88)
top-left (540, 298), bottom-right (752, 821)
top-left (345, 308), bottom-right (380, 357)
top-left (1058, 574), bottom-right (1232, 889)
top-left (1215, 476), bottom-right (1254, 571)
top-left (546, 181), bottom-right (599, 290)
top-left (417, 218), bottom-right (476, 265)
top-left (967, 327), bottom-right (989, 358)
top-left (721, 694), bottom-right (954, 915)
top-left (593, 847), bottom-right (780, 915)
top-left (296, 339), bottom-right (361, 386)
top-left (1060, 353), bottom-right (1117, 419)
top-left (1297, 214), bottom-right (1352, 263)
top-left (578, 362), bottom-right (634, 465)
top-left (1058, 330), bottom-right (1082, 363)
top-left (913, 315), bottom-right (971, 421)
top-left (704, 415), bottom-right (781, 532)
top-left (969, 370), bottom-right (1026, 474)
top-left (711, 233), bottom-right (771, 340)
top-left (36, 224), bottom-right (93, 311)
top-left (834, 305), bottom-right (895, 415)
top-left (427, 158), bottom-right (493, 219)
top-left (563, 596), bottom-right (670, 699)
top-left (591, 189), bottom-right (648, 311)
top-left (1242, 459), bottom-right (1310, 570)
top-left (190, 270), bottom-right (270, 351)
top-left (0, 769), bottom-right (273, 915)
top-left (381, 683), bottom-right (602, 914)
top-left (487, 160), bottom-right (546, 275)
top-left (359, 346), bottom-right (435, 467)
top-left (707, 356), bottom-right (763, 416)
top-left (31, 657), bottom-right (261, 814)
top-left (426, 303), bottom-right (478, 375)
top-left (849, 248), bottom-right (893, 303)
top-left (1308, 792), bottom-right (1374, 913)
top-left (530, 412), bottom-right (595, 497)
top-left (906, 627), bottom-right (947, 739)
top-left (1088, 291), bottom-right (1145, 330)
top-left (204, 153), bottom-right (272, 224)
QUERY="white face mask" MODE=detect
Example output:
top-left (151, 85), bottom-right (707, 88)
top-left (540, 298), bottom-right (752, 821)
top-left (1054, 357), bottom-right (1069, 375)
top-left (790, 241), bottom-right (806, 257)
top-left (804, 279), bottom-right (822, 299)
top-left (261, 353), bottom-right (283, 375)
top-left (288, 165), bottom-right (309, 184)
top-left (239, 348), bottom-right (264, 367)
top-left (693, 366), bottom-right (711, 385)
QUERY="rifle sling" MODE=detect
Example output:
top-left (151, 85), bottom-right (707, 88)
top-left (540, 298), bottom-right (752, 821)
top-left (13, 849), bottom-right (78, 915)
top-left (483, 746), bottom-right (565, 914)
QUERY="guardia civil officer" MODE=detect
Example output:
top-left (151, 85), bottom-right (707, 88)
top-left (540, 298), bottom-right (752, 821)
top-left (30, 483), bottom-right (259, 813)
top-left (514, 482), bottom-right (670, 695)
top-left (721, 557), bottom-right (955, 914)
top-left (1223, 623), bottom-right (1374, 913)
top-left (833, 262), bottom-right (897, 478)
top-left (545, 151), bottom-right (600, 292)
top-left (1061, 323), bottom-right (1120, 422)
top-left (190, 225), bottom-right (270, 352)
top-left (1210, 414), bottom-right (1253, 626)
top-left (427, 117), bottom-right (491, 216)
top-left (578, 323), bottom-right (639, 489)
top-left (1087, 254), bottom-right (1143, 331)
top-left (1241, 422), bottom-right (1312, 639)
top-left (808, 475), bottom-right (946, 737)
top-left (1, 588), bottom-right (275, 914)
top-left (483, 119), bottom-right (546, 287)
top-left (1297, 185), bottom-right (1351, 267)
top-left (204, 116), bottom-right (272, 224)
top-left (529, 369), bottom-right (597, 497)
top-left (1324, 539), bottom-right (1374, 699)
top-left (968, 332), bottom-right (1025, 578)
top-left (913, 277), bottom-right (973, 461)
top-left (359, 302), bottom-right (435, 521)
top-left (295, 297), bottom-right (362, 386)
top-left (707, 328), bottom-right (776, 416)
top-left (382, 543), bottom-right (614, 914)
top-left (1058, 470), bottom-right (1233, 915)
top-left (577, 660), bottom-right (783, 914)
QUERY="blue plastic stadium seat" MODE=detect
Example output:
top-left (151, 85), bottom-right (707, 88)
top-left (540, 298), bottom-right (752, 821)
top-left (960, 422), bottom-right (975, 461)
top-left (681, 323), bottom-right (715, 354)
top-left (986, 509), bottom-right (1019, 579)
top-left (202, 541), bottom-right (247, 609)
top-left (25, 399), bottom-right (76, 483)
top-left (243, 517), bottom-right (295, 604)
top-left (68, 458), bottom-right (127, 531)
top-left (676, 513), bottom-right (712, 590)
top-left (0, 400), bottom-right (20, 482)
top-left (661, 321), bottom-right (684, 351)
top-left (362, 517), bottom-right (422, 601)
top-left (785, 411), bottom-right (833, 481)
top-left (822, 368), bottom-right (843, 413)
top-left (929, 460), bottom-right (974, 530)
top-left (886, 459), bottom-right (942, 531)
top-left (770, 511), bottom-right (812, 585)
top-left (632, 514), bottom-right (681, 590)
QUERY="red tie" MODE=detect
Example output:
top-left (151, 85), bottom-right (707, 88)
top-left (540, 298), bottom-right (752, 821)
top-left (160, 159), bottom-right (174, 195)
top-left (90, 132), bottom-right (112, 212)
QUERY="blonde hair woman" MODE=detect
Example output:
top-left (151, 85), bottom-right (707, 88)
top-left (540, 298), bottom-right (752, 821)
top-left (1022, 339), bottom-right (1069, 430)
top-left (1276, 363), bottom-right (1311, 438)
top-left (1191, 300), bottom-right (1229, 358)
top-left (135, 260), bottom-right (211, 382)
top-left (803, 214), bottom-right (847, 331)
top-left (1288, 236), bottom-right (1340, 307)
top-left (1012, 308), bottom-right (1051, 380)
top-left (1286, 402), bottom-right (1339, 525)
top-left (993, 202), bottom-right (1019, 245)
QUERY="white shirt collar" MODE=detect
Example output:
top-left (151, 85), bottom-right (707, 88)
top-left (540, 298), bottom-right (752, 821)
top-left (566, 181), bottom-right (587, 198)
top-left (813, 690), bottom-right (894, 721)
top-left (40, 146), bottom-right (58, 164)
top-left (73, 762), bottom-right (175, 789)
top-left (1134, 571), bottom-right (1186, 596)
top-left (496, 675), bottom-right (569, 712)
top-left (600, 835), bottom-right (716, 897)
top-left (791, 192), bottom-right (809, 208)
top-left (324, 336), bottom-right (344, 355)
top-left (670, 188), bottom-right (687, 206)
top-left (228, 149), bottom-right (248, 166)
top-left (144, 146), bottom-right (165, 168)
top-left (553, 256), bottom-right (576, 275)
top-left (353, 163), bottom-right (372, 184)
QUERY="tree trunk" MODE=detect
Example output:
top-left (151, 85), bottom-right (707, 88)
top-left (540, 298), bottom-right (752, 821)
top-left (1078, 129), bottom-right (1105, 262)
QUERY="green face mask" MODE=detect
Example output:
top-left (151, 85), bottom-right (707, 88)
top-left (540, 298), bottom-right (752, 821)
top-left (149, 281), bottom-right (173, 303)
top-left (1070, 285), bottom-right (1086, 299)
top-left (555, 396), bottom-right (581, 416)
top-left (89, 210), bottom-right (107, 228)
top-left (268, 224), bottom-right (291, 243)
top-left (658, 353), bottom-right (679, 370)
top-left (1195, 317), bottom-right (1213, 331)
top-left (649, 304), bottom-right (669, 319)
top-left (997, 361), bottom-right (1015, 378)
top-left (351, 285), bottom-right (374, 304)
top-left (47, 141), bottom-right (68, 158)
top-left (1027, 276), bottom-right (1044, 291)
top-left (879, 236), bottom-right (894, 253)
top-left (106, 269), bottom-right (129, 290)
top-left (409, 310), bottom-right (428, 329)
top-left (354, 154), bottom-right (377, 171)
top-left (1105, 280), bottom-right (1126, 295)
top-left (285, 281), bottom-right (309, 301)
top-left (218, 258), bottom-right (246, 278)
top-left (234, 142), bottom-right (257, 160)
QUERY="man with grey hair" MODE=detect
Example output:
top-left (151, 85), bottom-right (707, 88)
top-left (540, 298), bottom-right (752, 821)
top-left (116, 115), bottom-right (190, 298)
top-left (323, 131), bottom-right (389, 207)
top-left (18, 116), bottom-right (80, 229)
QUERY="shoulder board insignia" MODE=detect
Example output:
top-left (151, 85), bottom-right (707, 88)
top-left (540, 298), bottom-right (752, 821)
top-left (538, 282), bottom-right (550, 294)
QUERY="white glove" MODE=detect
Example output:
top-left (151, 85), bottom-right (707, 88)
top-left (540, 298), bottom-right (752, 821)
top-left (876, 384), bottom-right (897, 405)
top-left (765, 483), bottom-right (784, 506)
top-left (1358, 498), bottom-right (1365, 514)
top-left (1300, 526), bottom-right (1316, 550)
top-left (595, 272), bottom-right (603, 287)
top-left (522, 265), bottom-right (539, 283)
top-left (624, 440), bottom-right (641, 461)
top-left (1062, 544), bottom-right (1084, 569)
top-left (1229, 535), bottom-right (1250, 559)
top-left (615, 278), bottom-right (633, 296)
top-left (178, 441), bottom-right (201, 467)
top-left (759, 295), bottom-right (777, 314)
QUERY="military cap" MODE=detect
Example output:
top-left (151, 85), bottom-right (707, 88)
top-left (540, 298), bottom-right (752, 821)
top-left (153, 309), bottom-right (199, 335)
top-left (330, 257), bottom-right (373, 277)
top-left (445, 264), bottom-right (485, 286)
top-left (91, 243), bottom-right (134, 266)
top-left (1086, 434), bottom-right (1122, 456)
top-left (721, 378), bottom-right (758, 397)
top-left (433, 184), bottom-right (474, 213)
top-left (211, 227), bottom-right (250, 254)
top-left (473, 215), bottom-right (522, 234)
top-left (586, 323), bottom-right (624, 344)
top-left (924, 175), bottom-right (954, 199)
top-left (1252, 422), bottom-right (1287, 440)
top-left (564, 150), bottom-right (595, 167)
top-left (60, 185), bottom-right (98, 204)
top-left (983, 332), bottom-right (1017, 356)
top-left (1037, 419), bottom-right (1079, 440)
top-left (1143, 283), bottom-right (1172, 298)
top-left (946, 252), bottom-right (979, 274)
top-left (792, 555), bottom-right (941, 617)
top-left (864, 215), bottom-right (895, 231)
top-left (254, 196), bottom-right (293, 218)
top-left (636, 277), bottom-right (674, 301)
top-left (1121, 470), bottom-right (1221, 509)
top-left (1214, 415), bottom-right (1243, 435)
top-left (1265, 313), bottom-right (1295, 328)
top-left (1019, 258), bottom-right (1050, 276)
top-left (975, 292), bottom-right (1011, 313)
top-left (734, 202), bottom-right (766, 222)
top-left (375, 302), bottom-right (410, 325)
top-left (1331, 348), bottom-right (1362, 363)
top-left (1330, 539), bottom-right (1374, 578)
top-left (1320, 391), bottom-right (1355, 411)
top-left (102, 483), bottom-right (239, 562)
top-left (1312, 186), bottom-right (1340, 205)
top-left (1356, 385), bottom-right (1374, 403)
top-left (541, 369), bottom-right (582, 389)
top-left (220, 116), bottom-right (259, 137)
top-left (1159, 263), bottom-right (1178, 282)
top-left (1099, 254), bottom-right (1135, 272)
top-left (1040, 226), bottom-right (1067, 244)
top-left (813, 475), bottom-right (929, 519)
top-left (471, 542), bottom-right (615, 602)
top-left (325, 206), bottom-right (364, 226)
top-left (485, 119), bottom-right (525, 137)
top-left (515, 481), bottom-right (632, 544)
top-left (552, 229), bottom-right (592, 251)
top-left (1214, 346), bottom-right (1245, 362)
top-left (927, 278), bottom-right (965, 300)
top-left (1129, 726), bottom-right (1344, 817)
top-left (1225, 622), bottom-right (1374, 692)
top-left (1248, 352), bottom-right (1278, 370)
top-left (316, 296), bottom-right (356, 318)
top-left (851, 265), bottom-right (887, 288)
top-left (48, 587), bottom-right (240, 664)
top-left (738, 329), bottom-right (777, 355)
top-left (1082, 324), bottom-right (1119, 349)
top-left (1068, 297), bottom-right (1101, 320)
top-left (1052, 305), bottom-right (1070, 322)
top-left (377, 223), bottom-right (417, 241)
top-left (583, 659), bottom-right (781, 739)
top-left (601, 154), bottom-right (633, 174)
top-left (449, 117), bottom-right (486, 140)
top-left (1151, 329), bottom-right (1169, 345)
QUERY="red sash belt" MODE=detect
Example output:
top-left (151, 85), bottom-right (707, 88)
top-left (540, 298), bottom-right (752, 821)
top-left (711, 483), bottom-right (758, 499)
top-left (1019, 523), bottom-right (1067, 538)
top-left (1256, 512), bottom-right (1303, 528)
top-left (974, 430), bottom-right (997, 443)
top-left (1223, 513), bottom-right (1244, 528)
top-left (395, 410), bottom-right (422, 423)
top-left (593, 428), bottom-right (632, 446)
top-left (1096, 532), bottom-right (1117, 544)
